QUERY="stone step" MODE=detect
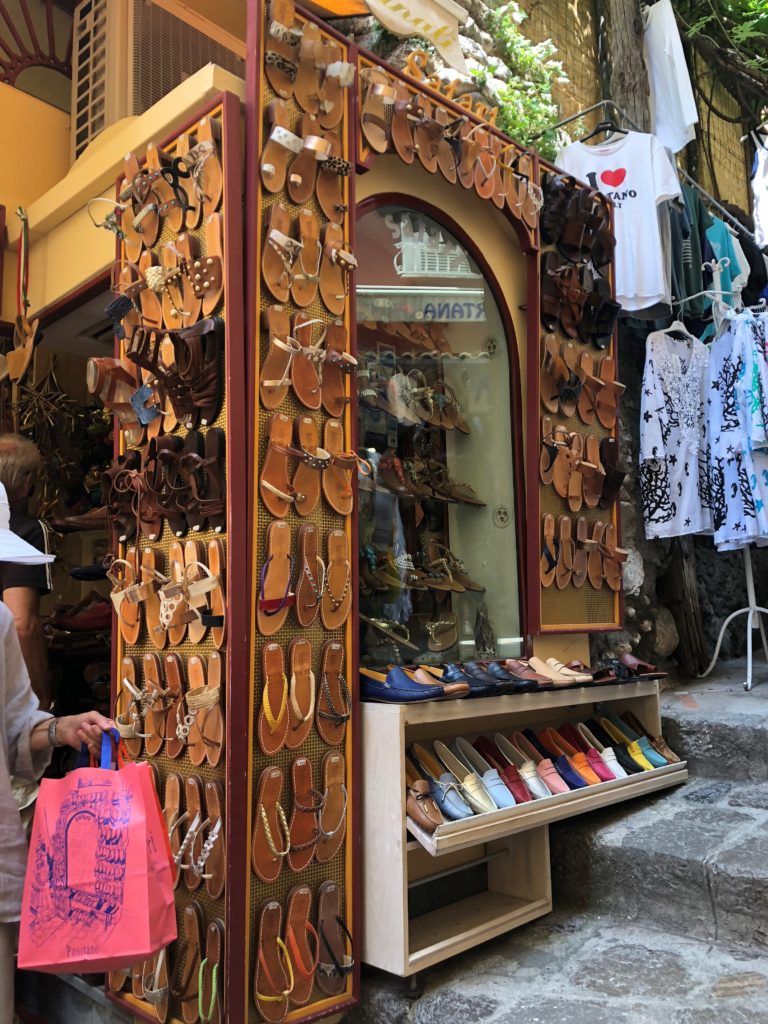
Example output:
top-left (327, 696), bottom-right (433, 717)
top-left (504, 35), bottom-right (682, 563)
top-left (660, 668), bottom-right (768, 780)
top-left (550, 775), bottom-right (768, 953)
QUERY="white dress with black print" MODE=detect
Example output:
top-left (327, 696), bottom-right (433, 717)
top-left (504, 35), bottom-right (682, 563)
top-left (639, 331), bottom-right (712, 539)
top-left (706, 312), bottom-right (768, 551)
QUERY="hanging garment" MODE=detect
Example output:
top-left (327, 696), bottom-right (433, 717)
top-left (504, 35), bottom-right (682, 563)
top-left (557, 132), bottom-right (682, 311)
top-left (678, 184), bottom-right (713, 317)
top-left (705, 313), bottom-right (768, 550)
top-left (639, 330), bottom-right (711, 539)
top-left (642, 0), bottom-right (698, 154)
top-left (753, 145), bottom-right (768, 249)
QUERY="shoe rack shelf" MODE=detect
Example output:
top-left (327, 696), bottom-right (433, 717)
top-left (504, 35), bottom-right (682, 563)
top-left (361, 681), bottom-right (687, 976)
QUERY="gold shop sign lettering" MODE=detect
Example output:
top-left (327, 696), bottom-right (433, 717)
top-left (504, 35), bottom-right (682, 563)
top-left (403, 49), bottom-right (498, 125)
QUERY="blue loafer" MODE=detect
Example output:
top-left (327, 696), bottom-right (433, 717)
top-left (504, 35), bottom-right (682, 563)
top-left (604, 712), bottom-right (669, 767)
top-left (480, 661), bottom-right (539, 693)
top-left (410, 744), bottom-right (474, 819)
top-left (451, 738), bottom-right (516, 809)
top-left (441, 663), bottom-right (497, 698)
top-left (553, 755), bottom-right (588, 789)
top-left (361, 667), bottom-right (444, 703)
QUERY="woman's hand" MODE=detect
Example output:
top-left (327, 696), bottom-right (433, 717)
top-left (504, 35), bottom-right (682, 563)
top-left (55, 711), bottom-right (115, 756)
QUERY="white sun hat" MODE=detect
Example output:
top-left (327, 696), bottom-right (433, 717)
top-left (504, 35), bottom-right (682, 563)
top-left (0, 482), bottom-right (55, 564)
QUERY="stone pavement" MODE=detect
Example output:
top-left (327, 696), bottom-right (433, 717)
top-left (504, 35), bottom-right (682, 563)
top-left (347, 910), bottom-right (768, 1024)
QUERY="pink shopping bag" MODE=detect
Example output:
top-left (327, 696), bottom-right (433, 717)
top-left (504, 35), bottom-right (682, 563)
top-left (18, 729), bottom-right (177, 973)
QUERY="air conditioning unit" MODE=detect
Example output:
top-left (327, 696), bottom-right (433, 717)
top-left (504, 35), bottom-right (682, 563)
top-left (70, 0), bottom-right (245, 161)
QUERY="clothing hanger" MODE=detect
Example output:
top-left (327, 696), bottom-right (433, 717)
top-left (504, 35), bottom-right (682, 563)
top-left (578, 118), bottom-right (629, 145)
top-left (661, 318), bottom-right (697, 342)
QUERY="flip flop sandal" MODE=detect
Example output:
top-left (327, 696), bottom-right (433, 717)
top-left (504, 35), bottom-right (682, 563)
top-left (198, 919), bottom-right (225, 1024)
top-left (143, 948), bottom-right (170, 1023)
top-left (513, 153), bottom-right (542, 230)
top-left (259, 642), bottom-right (290, 755)
top-left (320, 222), bottom-right (356, 316)
top-left (158, 337), bottom-right (178, 432)
top-left (257, 520), bottom-right (294, 636)
top-left (360, 67), bottom-right (396, 153)
top-left (316, 751), bottom-right (347, 864)
top-left (195, 116), bottom-right (223, 217)
top-left (138, 250), bottom-right (163, 328)
top-left (131, 960), bottom-right (145, 1000)
top-left (567, 432), bottom-right (587, 513)
top-left (291, 311), bottom-right (323, 407)
top-left (260, 305), bottom-right (301, 409)
top-left (207, 542), bottom-right (227, 647)
top-left (316, 40), bottom-right (355, 129)
top-left (540, 513), bottom-right (559, 587)
top-left (145, 142), bottom-right (187, 234)
top-left (107, 966), bottom-right (130, 994)
top-left (122, 152), bottom-right (160, 248)
top-left (583, 434), bottom-right (606, 509)
top-left (472, 126), bottom-right (496, 199)
top-left (141, 547), bottom-right (166, 647)
top-left (171, 902), bottom-right (204, 1024)
top-left (288, 118), bottom-right (331, 204)
top-left (115, 655), bottom-right (145, 758)
top-left (601, 523), bottom-right (627, 592)
top-left (288, 758), bottom-right (321, 873)
top-left (315, 881), bottom-right (353, 996)
top-left (294, 21), bottom-right (324, 113)
top-left (321, 529), bottom-right (352, 630)
top-left (576, 351), bottom-right (602, 425)
top-left (163, 653), bottom-right (186, 759)
top-left (573, 517), bottom-right (596, 588)
top-left (316, 131), bottom-right (351, 224)
top-left (261, 412), bottom-right (300, 517)
top-left (143, 652), bottom-right (169, 756)
top-left (595, 354), bottom-right (625, 430)
top-left (560, 342), bottom-right (585, 417)
top-left (425, 610), bottom-right (459, 652)
top-left (253, 766), bottom-right (291, 885)
top-left (192, 650), bottom-right (225, 768)
top-left (540, 334), bottom-right (569, 416)
top-left (196, 781), bottom-right (225, 900)
top-left (254, 899), bottom-right (294, 1022)
top-left (316, 639), bottom-right (350, 745)
top-left (287, 638), bottom-right (315, 748)
top-left (181, 775), bottom-right (209, 894)
top-left (163, 772), bottom-right (187, 888)
top-left (599, 436), bottom-right (627, 509)
top-left (174, 130), bottom-right (203, 229)
top-left (295, 523), bottom-right (324, 628)
top-left (360, 613), bottom-right (418, 650)
top-left (588, 522), bottom-right (606, 589)
top-left (322, 418), bottom-right (356, 515)
top-left (263, 203), bottom-right (300, 304)
top-left (293, 416), bottom-right (331, 516)
top-left (261, 100), bottom-right (301, 193)
top-left (285, 886), bottom-right (320, 1006)
top-left (183, 654), bottom-right (208, 767)
top-left (555, 515), bottom-right (575, 589)
top-left (108, 553), bottom-right (141, 645)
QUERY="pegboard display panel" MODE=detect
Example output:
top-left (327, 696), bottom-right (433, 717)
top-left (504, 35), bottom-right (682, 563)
top-left (249, 7), bottom-right (358, 1022)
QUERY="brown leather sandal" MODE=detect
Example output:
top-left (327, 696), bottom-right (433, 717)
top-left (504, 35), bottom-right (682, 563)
top-left (321, 530), bottom-right (351, 630)
top-left (294, 21), bottom-right (323, 113)
top-left (291, 312), bottom-right (323, 409)
top-left (254, 898), bottom-right (293, 1021)
top-left (261, 100), bottom-right (301, 193)
top-left (195, 116), bottom-right (223, 217)
top-left (259, 641), bottom-right (290, 755)
top-left (595, 354), bottom-right (625, 430)
top-left (163, 653), bottom-right (185, 759)
top-left (540, 513), bottom-right (558, 588)
top-left (265, 0), bottom-right (300, 99)
top-left (588, 522), bottom-right (606, 589)
top-left (285, 886), bottom-right (319, 1006)
top-left (293, 416), bottom-right (330, 516)
top-left (573, 516), bottom-right (597, 588)
top-left (320, 320), bottom-right (355, 416)
top-left (172, 901), bottom-right (204, 1024)
top-left (202, 780), bottom-right (225, 900)
top-left (291, 208), bottom-right (322, 308)
top-left (316, 639), bottom-right (350, 745)
top-left (316, 39), bottom-right (354, 130)
top-left (115, 655), bottom-right (144, 759)
top-left (555, 515), bottom-right (575, 589)
top-left (316, 751), bottom-right (346, 864)
top-left (295, 523), bottom-right (324, 628)
top-left (287, 637), bottom-right (315, 749)
top-left (315, 881), bottom-right (353, 996)
top-left (199, 919), bottom-right (225, 1024)
top-left (260, 305), bottom-right (301, 410)
top-left (583, 434), bottom-right (606, 509)
top-left (316, 132), bottom-right (350, 224)
top-left (263, 203), bottom-right (299, 304)
top-left (320, 222), bottom-right (356, 317)
top-left (360, 67), bottom-right (395, 153)
top-left (288, 758), bottom-right (320, 874)
top-left (288, 123), bottom-right (331, 206)
top-left (257, 520), bottom-right (293, 636)
top-left (252, 767), bottom-right (291, 886)
top-left (322, 418), bottom-right (356, 515)
top-left (261, 412), bottom-right (300, 518)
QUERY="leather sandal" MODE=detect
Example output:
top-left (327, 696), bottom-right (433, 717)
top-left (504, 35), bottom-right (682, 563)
top-left (583, 434), bottom-right (606, 509)
top-left (261, 412), bottom-right (300, 518)
top-left (540, 513), bottom-right (558, 588)
top-left (555, 515), bottom-right (575, 589)
top-left (174, 130), bottom-right (203, 230)
top-left (285, 886), bottom-right (319, 1006)
top-left (259, 641), bottom-right (290, 755)
top-left (425, 609), bottom-right (459, 652)
top-left (321, 530), bottom-right (351, 630)
top-left (295, 523), bottom-right (324, 628)
top-left (145, 142), bottom-right (187, 235)
top-left (287, 637), bottom-right (315, 748)
top-left (290, 208), bottom-right (322, 307)
top-left (316, 639), bottom-right (350, 745)
top-left (322, 418), bottom-right (356, 515)
top-left (288, 757), bottom-right (320, 873)
top-left (198, 919), bottom-right (225, 1024)
top-left (316, 751), bottom-right (347, 864)
top-left (540, 334), bottom-right (568, 413)
top-left (319, 222), bottom-right (356, 317)
top-left (595, 354), bottom-right (625, 430)
top-left (189, 651), bottom-right (225, 768)
top-left (588, 521), bottom-right (606, 588)
top-left (360, 67), bottom-right (395, 153)
top-left (183, 775), bottom-right (207, 893)
top-left (600, 436), bottom-right (627, 509)
top-left (172, 901), bottom-right (204, 1024)
top-left (163, 653), bottom-right (185, 760)
top-left (261, 99), bottom-right (301, 192)
top-left (291, 312), bottom-right (323, 408)
top-left (254, 898), bottom-right (293, 1021)
top-left (265, 0), bottom-right (300, 97)
top-left (539, 418), bottom-right (570, 487)
top-left (316, 132), bottom-right (350, 224)
top-left (163, 771), bottom-right (184, 888)
top-left (181, 426), bottom-right (227, 534)
top-left (165, 541), bottom-right (188, 647)
top-left (287, 118), bottom-right (330, 206)
top-left (601, 522), bottom-right (627, 591)
top-left (208, 540), bottom-right (227, 651)
top-left (576, 351), bottom-right (602, 426)
top-left (315, 881), bottom-right (353, 996)
top-left (115, 655), bottom-right (145, 759)
top-left (573, 516), bottom-right (597, 588)
top-left (121, 152), bottom-right (160, 248)
top-left (108, 551), bottom-right (141, 645)
top-left (202, 780), bottom-right (226, 900)
top-left (293, 416), bottom-right (330, 516)
top-left (263, 203), bottom-right (299, 304)
top-left (185, 654), bottom-right (208, 767)
top-left (473, 126), bottom-right (496, 199)
top-left (316, 41), bottom-right (354, 130)
top-left (293, 22), bottom-right (324, 113)
top-left (257, 521), bottom-right (293, 635)
top-left (252, 766), bottom-right (291, 885)
top-left (260, 305), bottom-right (301, 410)
top-left (142, 652), bottom-right (168, 756)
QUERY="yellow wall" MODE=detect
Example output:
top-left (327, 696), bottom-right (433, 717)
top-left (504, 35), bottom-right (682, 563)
top-left (0, 83), bottom-right (70, 215)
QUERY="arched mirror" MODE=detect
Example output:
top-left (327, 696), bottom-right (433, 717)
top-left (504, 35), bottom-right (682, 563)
top-left (356, 204), bottom-right (523, 667)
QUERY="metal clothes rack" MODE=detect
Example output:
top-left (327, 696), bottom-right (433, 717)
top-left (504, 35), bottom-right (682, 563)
top-left (534, 99), bottom-right (757, 242)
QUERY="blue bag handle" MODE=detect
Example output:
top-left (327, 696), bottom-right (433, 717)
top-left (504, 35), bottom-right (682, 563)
top-left (74, 726), bottom-right (121, 770)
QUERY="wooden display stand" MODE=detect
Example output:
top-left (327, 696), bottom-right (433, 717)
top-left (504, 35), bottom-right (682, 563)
top-left (361, 683), bottom-right (687, 976)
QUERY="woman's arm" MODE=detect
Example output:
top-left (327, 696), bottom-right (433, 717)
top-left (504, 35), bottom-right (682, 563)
top-left (29, 710), bottom-right (114, 756)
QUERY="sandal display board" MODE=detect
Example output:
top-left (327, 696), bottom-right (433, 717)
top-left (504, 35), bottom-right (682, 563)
top-left (529, 167), bottom-right (626, 632)
top-left (94, 95), bottom-right (248, 1024)
top-left (252, 4), bottom-right (358, 1021)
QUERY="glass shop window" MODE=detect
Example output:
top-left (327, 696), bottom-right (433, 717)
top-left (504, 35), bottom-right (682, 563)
top-left (356, 206), bottom-right (522, 667)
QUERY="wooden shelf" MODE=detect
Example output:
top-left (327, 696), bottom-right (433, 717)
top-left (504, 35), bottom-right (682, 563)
top-left (408, 890), bottom-right (552, 973)
top-left (406, 761), bottom-right (688, 855)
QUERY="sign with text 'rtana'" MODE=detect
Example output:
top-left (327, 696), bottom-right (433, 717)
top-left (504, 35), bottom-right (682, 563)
top-left (306, 0), bottom-right (469, 72)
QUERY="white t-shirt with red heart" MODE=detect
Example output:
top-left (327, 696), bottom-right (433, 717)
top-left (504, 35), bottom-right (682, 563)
top-left (556, 131), bottom-right (683, 311)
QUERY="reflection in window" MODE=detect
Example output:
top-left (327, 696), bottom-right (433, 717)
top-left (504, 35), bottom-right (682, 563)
top-left (356, 206), bottom-right (522, 668)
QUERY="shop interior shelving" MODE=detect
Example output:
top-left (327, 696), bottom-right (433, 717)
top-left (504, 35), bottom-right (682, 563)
top-left (361, 681), bottom-right (687, 976)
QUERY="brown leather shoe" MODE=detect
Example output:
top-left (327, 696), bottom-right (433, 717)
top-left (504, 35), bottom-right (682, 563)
top-left (405, 757), bottom-right (443, 832)
top-left (503, 658), bottom-right (551, 685)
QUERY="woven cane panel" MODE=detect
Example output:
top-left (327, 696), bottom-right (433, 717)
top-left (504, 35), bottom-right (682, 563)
top-left (112, 107), bottom-right (229, 1024)
top-left (538, 238), bottom-right (619, 631)
top-left (249, 15), bottom-right (354, 1023)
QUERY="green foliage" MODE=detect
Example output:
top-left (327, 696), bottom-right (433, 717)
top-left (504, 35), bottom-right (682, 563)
top-left (486, 2), bottom-right (567, 159)
top-left (678, 0), bottom-right (768, 74)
